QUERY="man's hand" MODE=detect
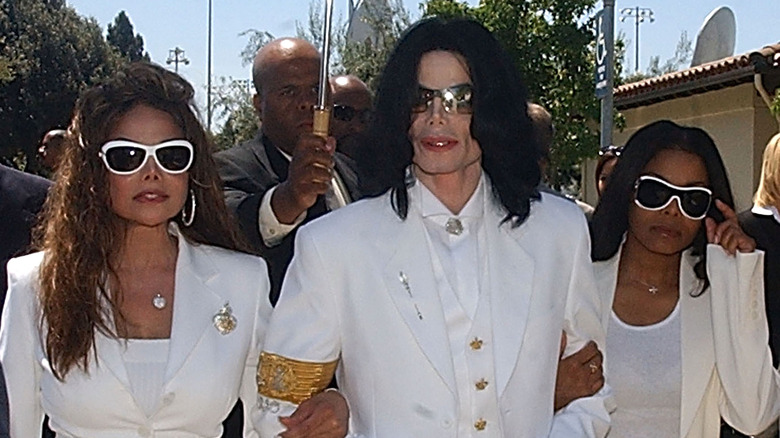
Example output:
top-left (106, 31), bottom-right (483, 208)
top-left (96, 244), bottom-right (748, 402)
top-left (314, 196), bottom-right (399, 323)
top-left (278, 390), bottom-right (349, 438)
top-left (272, 133), bottom-right (335, 224)
top-left (554, 336), bottom-right (604, 411)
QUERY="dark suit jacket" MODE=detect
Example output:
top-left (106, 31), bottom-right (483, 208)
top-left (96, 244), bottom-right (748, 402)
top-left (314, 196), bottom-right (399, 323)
top-left (214, 134), bottom-right (360, 305)
top-left (0, 165), bottom-right (50, 307)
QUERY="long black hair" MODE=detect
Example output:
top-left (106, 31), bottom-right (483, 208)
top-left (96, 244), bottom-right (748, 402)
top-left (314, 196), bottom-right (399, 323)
top-left (590, 120), bottom-right (735, 294)
top-left (356, 17), bottom-right (541, 226)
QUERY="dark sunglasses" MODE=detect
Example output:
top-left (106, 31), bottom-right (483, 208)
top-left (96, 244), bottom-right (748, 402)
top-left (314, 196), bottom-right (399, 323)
top-left (333, 104), bottom-right (372, 124)
top-left (412, 83), bottom-right (474, 114)
top-left (634, 175), bottom-right (712, 220)
top-left (599, 145), bottom-right (623, 156)
top-left (99, 139), bottom-right (194, 175)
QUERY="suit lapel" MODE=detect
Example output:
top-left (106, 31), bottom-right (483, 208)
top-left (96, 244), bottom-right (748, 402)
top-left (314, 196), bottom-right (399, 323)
top-left (379, 199), bottom-right (456, 393)
top-left (485, 205), bottom-right (536, 395)
top-left (252, 135), bottom-right (282, 183)
top-left (334, 153), bottom-right (360, 200)
top-left (94, 329), bottom-right (132, 391)
top-left (163, 234), bottom-right (224, 384)
top-left (679, 250), bottom-right (714, 437)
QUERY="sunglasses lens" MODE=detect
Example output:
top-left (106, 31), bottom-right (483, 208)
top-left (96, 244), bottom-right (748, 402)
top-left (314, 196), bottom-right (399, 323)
top-left (636, 177), bottom-right (712, 219)
top-left (635, 179), bottom-right (672, 209)
top-left (412, 88), bottom-right (434, 113)
top-left (105, 146), bottom-right (146, 173)
top-left (446, 85), bottom-right (473, 114)
top-left (681, 191), bottom-right (711, 219)
top-left (333, 105), bottom-right (355, 122)
top-left (156, 145), bottom-right (192, 172)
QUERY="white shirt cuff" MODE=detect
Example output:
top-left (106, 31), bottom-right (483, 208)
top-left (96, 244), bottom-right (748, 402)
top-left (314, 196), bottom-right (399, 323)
top-left (259, 185), bottom-right (306, 247)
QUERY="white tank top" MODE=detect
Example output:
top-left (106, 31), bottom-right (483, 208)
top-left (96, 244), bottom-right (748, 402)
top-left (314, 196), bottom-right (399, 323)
top-left (606, 302), bottom-right (682, 437)
top-left (121, 338), bottom-right (170, 417)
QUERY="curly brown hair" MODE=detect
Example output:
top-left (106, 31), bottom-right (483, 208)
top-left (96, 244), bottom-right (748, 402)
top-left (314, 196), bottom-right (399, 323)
top-left (36, 62), bottom-right (250, 379)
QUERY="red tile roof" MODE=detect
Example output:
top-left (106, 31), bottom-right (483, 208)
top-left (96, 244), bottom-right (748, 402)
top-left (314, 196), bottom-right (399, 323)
top-left (614, 43), bottom-right (780, 109)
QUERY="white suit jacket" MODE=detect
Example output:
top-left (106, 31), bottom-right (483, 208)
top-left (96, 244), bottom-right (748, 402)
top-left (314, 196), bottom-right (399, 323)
top-left (0, 228), bottom-right (272, 438)
top-left (255, 189), bottom-right (612, 437)
top-left (594, 245), bottom-right (780, 437)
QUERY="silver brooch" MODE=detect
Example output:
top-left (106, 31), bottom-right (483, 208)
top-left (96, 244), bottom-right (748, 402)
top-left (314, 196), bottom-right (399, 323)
top-left (445, 218), bottom-right (463, 235)
top-left (399, 271), bottom-right (423, 320)
top-left (213, 302), bottom-right (237, 335)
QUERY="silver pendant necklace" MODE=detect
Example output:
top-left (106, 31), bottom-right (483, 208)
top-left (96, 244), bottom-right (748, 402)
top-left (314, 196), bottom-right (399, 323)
top-left (631, 278), bottom-right (659, 295)
top-left (152, 293), bottom-right (167, 310)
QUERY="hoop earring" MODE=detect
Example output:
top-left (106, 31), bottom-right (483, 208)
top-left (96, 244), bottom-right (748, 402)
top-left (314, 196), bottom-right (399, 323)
top-left (181, 188), bottom-right (196, 227)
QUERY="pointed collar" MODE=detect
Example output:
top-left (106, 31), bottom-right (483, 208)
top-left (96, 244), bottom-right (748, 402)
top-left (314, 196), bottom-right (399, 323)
top-left (413, 172), bottom-right (486, 220)
top-left (751, 203), bottom-right (780, 224)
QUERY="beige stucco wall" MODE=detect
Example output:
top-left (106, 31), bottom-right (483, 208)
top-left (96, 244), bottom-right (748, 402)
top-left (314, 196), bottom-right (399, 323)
top-left (583, 82), bottom-right (779, 213)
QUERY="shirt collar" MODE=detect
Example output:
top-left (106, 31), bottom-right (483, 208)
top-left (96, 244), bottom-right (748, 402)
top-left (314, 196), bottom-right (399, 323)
top-left (416, 172), bottom-right (486, 220)
top-left (751, 203), bottom-right (780, 224)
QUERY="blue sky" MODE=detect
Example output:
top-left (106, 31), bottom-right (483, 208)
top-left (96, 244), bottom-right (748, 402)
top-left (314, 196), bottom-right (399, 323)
top-left (66, 0), bottom-right (778, 116)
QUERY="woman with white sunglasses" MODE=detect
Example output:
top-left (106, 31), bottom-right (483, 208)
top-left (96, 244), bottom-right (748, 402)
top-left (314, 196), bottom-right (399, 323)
top-left (0, 63), bottom-right (347, 437)
top-left (586, 120), bottom-right (780, 437)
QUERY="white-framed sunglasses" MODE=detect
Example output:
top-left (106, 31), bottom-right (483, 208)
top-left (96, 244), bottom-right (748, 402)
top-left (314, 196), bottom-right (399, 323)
top-left (99, 139), bottom-right (194, 175)
top-left (633, 175), bottom-right (713, 220)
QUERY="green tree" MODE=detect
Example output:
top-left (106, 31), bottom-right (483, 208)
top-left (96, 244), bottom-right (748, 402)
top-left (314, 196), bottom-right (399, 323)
top-left (623, 31), bottom-right (692, 82)
top-left (107, 10), bottom-right (150, 62)
top-left (425, 0), bottom-right (602, 190)
top-left (771, 89), bottom-right (780, 118)
top-left (339, 0), bottom-right (412, 90)
top-left (210, 77), bottom-right (257, 151)
top-left (0, 0), bottom-right (121, 167)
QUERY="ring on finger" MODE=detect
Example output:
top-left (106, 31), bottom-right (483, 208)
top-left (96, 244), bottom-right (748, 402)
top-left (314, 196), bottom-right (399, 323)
top-left (589, 362), bottom-right (598, 374)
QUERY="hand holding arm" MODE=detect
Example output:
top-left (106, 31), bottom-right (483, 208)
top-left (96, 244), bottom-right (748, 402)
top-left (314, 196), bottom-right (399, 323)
top-left (554, 338), bottom-right (604, 411)
top-left (279, 390), bottom-right (349, 438)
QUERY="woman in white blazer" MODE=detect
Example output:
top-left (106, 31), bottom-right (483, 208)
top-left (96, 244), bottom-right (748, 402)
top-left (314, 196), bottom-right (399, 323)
top-left (586, 120), bottom-right (780, 437)
top-left (0, 63), bottom-right (346, 438)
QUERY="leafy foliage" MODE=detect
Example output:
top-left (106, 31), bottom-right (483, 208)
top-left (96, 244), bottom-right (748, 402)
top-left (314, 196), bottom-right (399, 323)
top-left (210, 77), bottom-right (257, 151)
top-left (107, 10), bottom-right (150, 63)
top-left (222, 0), bottom-right (413, 146)
top-left (338, 0), bottom-right (413, 90)
top-left (0, 0), bottom-right (121, 167)
top-left (769, 88), bottom-right (780, 118)
top-left (425, 0), bottom-right (601, 191)
top-left (623, 31), bottom-right (692, 82)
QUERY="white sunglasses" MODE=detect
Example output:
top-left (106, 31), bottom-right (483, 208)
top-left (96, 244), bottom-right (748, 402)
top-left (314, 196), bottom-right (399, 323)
top-left (99, 139), bottom-right (194, 175)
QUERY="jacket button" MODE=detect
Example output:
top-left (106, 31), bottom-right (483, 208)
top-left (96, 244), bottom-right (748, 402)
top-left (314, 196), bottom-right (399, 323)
top-left (470, 338), bottom-right (483, 350)
top-left (441, 419), bottom-right (452, 428)
top-left (475, 378), bottom-right (488, 390)
top-left (137, 425), bottom-right (151, 437)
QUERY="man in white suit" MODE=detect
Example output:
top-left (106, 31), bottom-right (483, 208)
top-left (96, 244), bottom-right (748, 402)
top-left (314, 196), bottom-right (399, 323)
top-left (254, 17), bottom-right (612, 437)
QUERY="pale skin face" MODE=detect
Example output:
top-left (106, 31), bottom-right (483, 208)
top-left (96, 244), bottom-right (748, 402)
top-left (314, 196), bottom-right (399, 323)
top-left (408, 50), bottom-right (482, 213)
top-left (106, 104), bottom-right (189, 231)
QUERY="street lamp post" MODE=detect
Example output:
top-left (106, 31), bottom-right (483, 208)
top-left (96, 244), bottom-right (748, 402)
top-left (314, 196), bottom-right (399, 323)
top-left (166, 47), bottom-right (190, 73)
top-left (620, 6), bottom-right (654, 72)
top-left (207, 0), bottom-right (213, 132)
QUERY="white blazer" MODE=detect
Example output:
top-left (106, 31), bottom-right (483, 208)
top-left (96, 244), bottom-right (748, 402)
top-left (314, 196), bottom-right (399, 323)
top-left (255, 189), bottom-right (612, 437)
top-left (594, 245), bottom-right (780, 437)
top-left (0, 227), bottom-right (272, 438)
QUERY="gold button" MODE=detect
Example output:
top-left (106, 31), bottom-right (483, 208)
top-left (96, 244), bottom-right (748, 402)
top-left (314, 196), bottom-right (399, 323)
top-left (470, 338), bottom-right (483, 350)
top-left (474, 418), bottom-right (487, 431)
top-left (475, 378), bottom-right (488, 390)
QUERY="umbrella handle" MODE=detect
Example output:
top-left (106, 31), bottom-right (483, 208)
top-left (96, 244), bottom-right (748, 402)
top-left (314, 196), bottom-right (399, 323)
top-left (313, 106), bottom-right (331, 139)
